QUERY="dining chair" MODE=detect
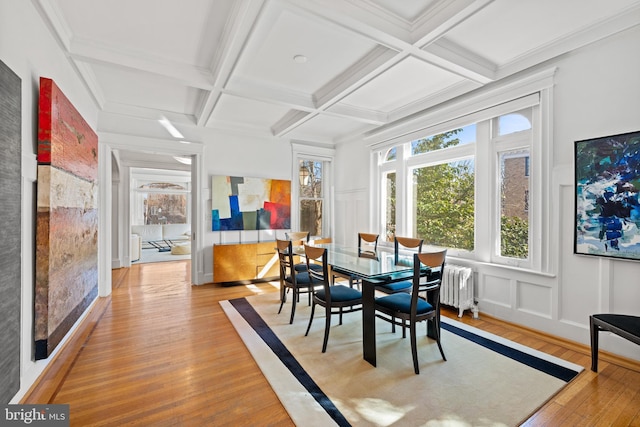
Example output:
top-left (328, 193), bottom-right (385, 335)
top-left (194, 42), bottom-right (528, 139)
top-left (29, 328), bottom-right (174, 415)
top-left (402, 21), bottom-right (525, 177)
top-left (304, 244), bottom-right (363, 353)
top-left (374, 249), bottom-right (447, 374)
top-left (310, 237), bottom-right (332, 244)
top-left (358, 232), bottom-right (379, 256)
top-left (374, 236), bottom-right (425, 336)
top-left (285, 231), bottom-right (309, 243)
top-left (375, 236), bottom-right (424, 295)
top-left (276, 239), bottom-right (315, 324)
top-left (332, 232), bottom-right (380, 289)
top-left (285, 231), bottom-right (320, 273)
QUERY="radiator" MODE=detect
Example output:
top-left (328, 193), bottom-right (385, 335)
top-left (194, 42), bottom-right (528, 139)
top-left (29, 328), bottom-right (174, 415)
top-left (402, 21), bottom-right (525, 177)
top-left (441, 264), bottom-right (475, 317)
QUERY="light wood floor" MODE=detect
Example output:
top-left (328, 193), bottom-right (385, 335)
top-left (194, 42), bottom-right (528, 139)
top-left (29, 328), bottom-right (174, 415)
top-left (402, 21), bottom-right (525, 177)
top-left (22, 260), bottom-right (640, 426)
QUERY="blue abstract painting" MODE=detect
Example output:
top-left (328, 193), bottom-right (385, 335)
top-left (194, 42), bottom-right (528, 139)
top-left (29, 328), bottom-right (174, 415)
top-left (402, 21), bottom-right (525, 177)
top-left (575, 130), bottom-right (640, 260)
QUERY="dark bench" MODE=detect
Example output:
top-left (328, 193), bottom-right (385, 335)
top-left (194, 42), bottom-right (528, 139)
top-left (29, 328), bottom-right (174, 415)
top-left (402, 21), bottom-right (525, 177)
top-left (590, 314), bottom-right (640, 372)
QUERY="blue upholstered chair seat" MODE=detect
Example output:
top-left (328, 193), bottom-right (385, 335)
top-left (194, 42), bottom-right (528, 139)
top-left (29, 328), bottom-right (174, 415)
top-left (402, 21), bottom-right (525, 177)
top-left (285, 271), bottom-right (312, 285)
top-left (294, 263), bottom-right (323, 272)
top-left (316, 285), bottom-right (362, 302)
top-left (376, 293), bottom-right (433, 314)
top-left (376, 280), bottom-right (412, 293)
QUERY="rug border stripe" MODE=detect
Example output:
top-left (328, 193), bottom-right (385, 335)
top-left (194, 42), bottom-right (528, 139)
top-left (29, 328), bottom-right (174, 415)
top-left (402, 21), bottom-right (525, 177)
top-left (441, 319), bottom-right (582, 382)
top-left (228, 297), bottom-right (350, 427)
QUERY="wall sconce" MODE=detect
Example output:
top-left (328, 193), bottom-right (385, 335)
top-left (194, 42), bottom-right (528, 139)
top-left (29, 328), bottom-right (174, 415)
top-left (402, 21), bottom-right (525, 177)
top-left (299, 164), bottom-right (310, 187)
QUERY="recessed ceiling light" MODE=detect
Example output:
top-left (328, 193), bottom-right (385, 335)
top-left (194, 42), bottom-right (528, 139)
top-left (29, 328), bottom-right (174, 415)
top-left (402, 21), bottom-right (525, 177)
top-left (173, 156), bottom-right (192, 165)
top-left (158, 117), bottom-right (184, 139)
top-left (293, 54), bottom-right (307, 63)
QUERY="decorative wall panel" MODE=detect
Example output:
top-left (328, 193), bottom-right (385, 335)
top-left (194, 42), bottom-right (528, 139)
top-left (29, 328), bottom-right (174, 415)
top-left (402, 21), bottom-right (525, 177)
top-left (211, 175), bottom-right (290, 231)
top-left (0, 60), bottom-right (21, 402)
top-left (35, 78), bottom-right (98, 359)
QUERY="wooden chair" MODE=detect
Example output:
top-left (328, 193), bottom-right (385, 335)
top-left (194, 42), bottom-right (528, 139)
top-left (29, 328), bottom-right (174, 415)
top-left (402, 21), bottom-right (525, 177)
top-left (374, 250), bottom-right (447, 374)
top-left (333, 233), bottom-right (380, 289)
top-left (285, 231), bottom-right (309, 244)
top-left (304, 245), bottom-right (363, 353)
top-left (310, 237), bottom-right (332, 244)
top-left (376, 236), bottom-right (424, 295)
top-left (276, 239), bottom-right (315, 324)
top-left (375, 236), bottom-right (425, 336)
top-left (358, 232), bottom-right (379, 256)
top-left (285, 231), bottom-right (318, 273)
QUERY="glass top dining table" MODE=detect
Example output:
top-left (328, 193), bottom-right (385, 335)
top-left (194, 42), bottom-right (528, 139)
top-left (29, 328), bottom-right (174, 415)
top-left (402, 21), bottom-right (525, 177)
top-left (294, 243), bottom-right (432, 367)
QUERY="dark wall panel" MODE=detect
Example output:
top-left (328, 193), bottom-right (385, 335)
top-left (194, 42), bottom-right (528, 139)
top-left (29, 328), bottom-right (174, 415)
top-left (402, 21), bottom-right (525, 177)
top-left (0, 60), bottom-right (22, 403)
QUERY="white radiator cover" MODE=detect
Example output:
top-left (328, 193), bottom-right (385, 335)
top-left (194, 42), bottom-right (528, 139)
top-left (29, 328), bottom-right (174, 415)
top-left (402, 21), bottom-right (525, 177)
top-left (441, 264), bottom-right (476, 317)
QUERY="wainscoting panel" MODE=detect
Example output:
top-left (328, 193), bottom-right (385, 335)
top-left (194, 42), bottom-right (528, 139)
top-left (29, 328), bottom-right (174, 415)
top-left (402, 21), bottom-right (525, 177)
top-left (481, 275), bottom-right (511, 307)
top-left (517, 281), bottom-right (553, 318)
top-left (0, 60), bottom-right (21, 403)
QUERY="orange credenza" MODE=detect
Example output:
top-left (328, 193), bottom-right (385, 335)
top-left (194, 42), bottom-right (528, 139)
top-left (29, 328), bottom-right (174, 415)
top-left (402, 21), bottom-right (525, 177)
top-left (213, 241), bottom-right (280, 285)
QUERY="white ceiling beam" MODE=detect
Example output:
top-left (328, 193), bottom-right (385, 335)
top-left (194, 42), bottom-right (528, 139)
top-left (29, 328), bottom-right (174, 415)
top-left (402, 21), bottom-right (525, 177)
top-left (69, 38), bottom-right (214, 90)
top-left (411, 0), bottom-right (495, 45)
top-left (196, 0), bottom-right (267, 126)
top-left (222, 79), bottom-right (316, 111)
top-left (100, 103), bottom-right (197, 125)
top-left (313, 45), bottom-right (400, 109)
top-left (422, 38), bottom-right (496, 83)
top-left (271, 109), bottom-right (314, 137)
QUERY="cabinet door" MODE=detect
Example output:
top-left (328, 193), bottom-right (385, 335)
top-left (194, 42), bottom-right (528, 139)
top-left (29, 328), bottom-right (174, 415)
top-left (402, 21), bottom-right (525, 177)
top-left (256, 242), bottom-right (280, 279)
top-left (213, 244), bottom-right (256, 282)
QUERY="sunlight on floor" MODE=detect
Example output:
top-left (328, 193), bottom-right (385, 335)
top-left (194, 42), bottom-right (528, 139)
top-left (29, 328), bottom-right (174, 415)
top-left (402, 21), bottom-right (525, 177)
top-left (349, 398), bottom-right (413, 426)
top-left (244, 281), bottom-right (279, 295)
top-left (348, 397), bottom-right (484, 427)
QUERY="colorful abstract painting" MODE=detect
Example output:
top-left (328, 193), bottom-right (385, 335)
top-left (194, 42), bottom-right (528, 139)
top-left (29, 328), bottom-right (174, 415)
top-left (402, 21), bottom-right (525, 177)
top-left (211, 175), bottom-right (291, 231)
top-left (35, 78), bottom-right (99, 359)
top-left (0, 60), bottom-right (21, 401)
top-left (575, 130), bottom-right (640, 260)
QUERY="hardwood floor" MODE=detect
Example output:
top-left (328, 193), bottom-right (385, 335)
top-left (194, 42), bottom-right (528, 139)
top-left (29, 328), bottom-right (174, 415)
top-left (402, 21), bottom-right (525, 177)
top-left (22, 260), bottom-right (640, 426)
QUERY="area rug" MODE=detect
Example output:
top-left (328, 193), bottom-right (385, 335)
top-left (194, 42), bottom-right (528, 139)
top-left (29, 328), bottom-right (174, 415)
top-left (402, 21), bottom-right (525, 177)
top-left (134, 249), bottom-right (190, 264)
top-left (220, 291), bottom-right (582, 427)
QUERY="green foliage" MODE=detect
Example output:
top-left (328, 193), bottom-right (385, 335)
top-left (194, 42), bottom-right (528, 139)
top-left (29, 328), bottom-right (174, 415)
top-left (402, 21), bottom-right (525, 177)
top-left (412, 130), bottom-right (475, 250)
top-left (501, 216), bottom-right (529, 258)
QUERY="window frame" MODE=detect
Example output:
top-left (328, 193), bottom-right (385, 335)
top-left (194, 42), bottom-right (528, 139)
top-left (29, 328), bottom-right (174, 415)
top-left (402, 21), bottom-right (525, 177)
top-left (292, 143), bottom-right (334, 239)
top-left (130, 168), bottom-right (191, 226)
top-left (493, 131), bottom-right (533, 267)
top-left (372, 94), bottom-right (551, 273)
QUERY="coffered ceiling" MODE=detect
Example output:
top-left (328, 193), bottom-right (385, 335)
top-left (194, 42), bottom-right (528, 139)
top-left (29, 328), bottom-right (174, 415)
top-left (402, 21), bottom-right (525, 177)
top-left (33, 0), bottom-right (640, 148)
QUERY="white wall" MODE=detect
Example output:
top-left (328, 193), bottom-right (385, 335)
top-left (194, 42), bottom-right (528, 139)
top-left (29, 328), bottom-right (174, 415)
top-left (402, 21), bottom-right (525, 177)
top-left (334, 25), bottom-right (640, 362)
top-left (333, 139), bottom-right (372, 247)
top-left (4, 1), bottom-right (638, 404)
top-left (199, 131), bottom-right (292, 283)
top-left (1, 0), bottom-right (101, 402)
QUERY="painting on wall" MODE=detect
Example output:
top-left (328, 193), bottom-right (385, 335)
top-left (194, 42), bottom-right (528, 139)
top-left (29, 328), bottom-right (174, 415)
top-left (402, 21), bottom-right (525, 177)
top-left (211, 175), bottom-right (291, 231)
top-left (0, 60), bottom-right (22, 402)
top-left (574, 130), bottom-right (640, 260)
top-left (35, 77), bottom-right (99, 359)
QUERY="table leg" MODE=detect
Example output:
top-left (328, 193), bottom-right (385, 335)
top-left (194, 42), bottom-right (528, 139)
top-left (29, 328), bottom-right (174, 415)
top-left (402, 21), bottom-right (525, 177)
top-left (426, 292), bottom-right (438, 339)
top-left (362, 279), bottom-right (376, 367)
top-left (590, 316), bottom-right (599, 372)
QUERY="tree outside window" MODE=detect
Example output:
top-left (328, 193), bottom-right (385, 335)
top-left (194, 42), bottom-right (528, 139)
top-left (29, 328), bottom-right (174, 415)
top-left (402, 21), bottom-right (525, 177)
top-left (299, 160), bottom-right (323, 236)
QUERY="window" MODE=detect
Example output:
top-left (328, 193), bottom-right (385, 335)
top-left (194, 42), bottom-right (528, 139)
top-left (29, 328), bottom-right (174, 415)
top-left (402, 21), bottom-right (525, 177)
top-left (412, 158), bottom-right (475, 251)
top-left (298, 159), bottom-right (324, 237)
top-left (383, 171), bottom-right (396, 242)
top-left (131, 169), bottom-right (190, 226)
top-left (499, 150), bottom-right (530, 259)
top-left (292, 143), bottom-right (334, 239)
top-left (375, 100), bottom-right (541, 269)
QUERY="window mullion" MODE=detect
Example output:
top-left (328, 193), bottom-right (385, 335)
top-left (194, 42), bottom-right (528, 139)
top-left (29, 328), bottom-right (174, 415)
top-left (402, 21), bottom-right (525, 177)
top-left (474, 120), bottom-right (492, 261)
